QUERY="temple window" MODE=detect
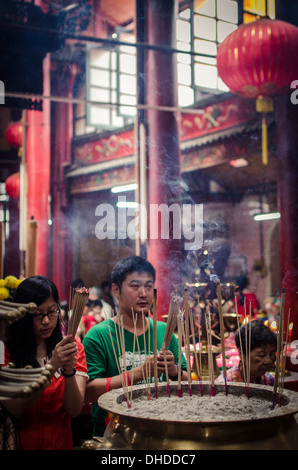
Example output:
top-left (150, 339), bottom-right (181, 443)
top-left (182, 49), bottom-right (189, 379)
top-left (76, 0), bottom-right (275, 134)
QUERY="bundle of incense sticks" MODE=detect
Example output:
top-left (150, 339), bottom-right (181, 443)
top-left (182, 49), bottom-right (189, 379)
top-left (217, 281), bottom-right (227, 395)
top-left (67, 287), bottom-right (89, 337)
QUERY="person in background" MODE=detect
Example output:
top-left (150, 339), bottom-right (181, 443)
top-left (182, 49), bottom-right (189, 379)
top-left (83, 255), bottom-right (188, 437)
top-left (2, 276), bottom-right (88, 450)
top-left (101, 280), bottom-right (116, 311)
top-left (234, 275), bottom-right (260, 319)
top-left (217, 320), bottom-right (277, 385)
top-left (59, 299), bottom-right (69, 336)
top-left (82, 298), bottom-right (103, 333)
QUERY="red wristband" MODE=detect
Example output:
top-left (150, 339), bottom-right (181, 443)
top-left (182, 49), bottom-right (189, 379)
top-left (123, 371), bottom-right (130, 386)
top-left (106, 377), bottom-right (112, 392)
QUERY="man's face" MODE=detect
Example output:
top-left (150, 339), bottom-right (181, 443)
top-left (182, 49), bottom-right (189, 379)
top-left (112, 272), bottom-right (154, 315)
top-left (248, 343), bottom-right (276, 380)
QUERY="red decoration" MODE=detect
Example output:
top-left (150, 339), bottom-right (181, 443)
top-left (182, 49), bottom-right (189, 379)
top-left (5, 121), bottom-right (23, 148)
top-left (5, 172), bottom-right (20, 199)
top-left (217, 18), bottom-right (298, 165)
top-left (217, 18), bottom-right (298, 100)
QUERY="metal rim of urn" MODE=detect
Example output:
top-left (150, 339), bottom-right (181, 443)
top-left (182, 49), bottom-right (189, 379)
top-left (98, 382), bottom-right (298, 426)
top-left (94, 382), bottom-right (298, 450)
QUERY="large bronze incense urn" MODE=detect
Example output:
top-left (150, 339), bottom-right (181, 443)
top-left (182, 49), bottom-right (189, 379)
top-left (83, 382), bottom-right (298, 450)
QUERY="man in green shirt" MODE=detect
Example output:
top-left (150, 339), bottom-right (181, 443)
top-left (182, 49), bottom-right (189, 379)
top-left (83, 255), bottom-right (188, 437)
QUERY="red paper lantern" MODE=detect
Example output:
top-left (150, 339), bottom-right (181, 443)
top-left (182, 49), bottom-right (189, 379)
top-left (5, 172), bottom-right (20, 199)
top-left (5, 121), bottom-right (23, 148)
top-left (217, 18), bottom-right (298, 165)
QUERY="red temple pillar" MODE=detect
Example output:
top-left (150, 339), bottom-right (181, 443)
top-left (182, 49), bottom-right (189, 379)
top-left (275, 94), bottom-right (298, 352)
top-left (145, 0), bottom-right (182, 319)
top-left (50, 63), bottom-right (78, 301)
top-left (26, 55), bottom-right (51, 277)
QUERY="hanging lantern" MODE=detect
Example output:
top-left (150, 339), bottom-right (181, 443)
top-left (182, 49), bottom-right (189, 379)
top-left (5, 172), bottom-right (20, 199)
top-left (217, 18), bottom-right (298, 165)
top-left (5, 121), bottom-right (23, 148)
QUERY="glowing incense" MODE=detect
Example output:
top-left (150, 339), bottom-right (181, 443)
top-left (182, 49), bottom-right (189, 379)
top-left (67, 287), bottom-right (89, 337)
top-left (189, 306), bottom-right (203, 396)
top-left (153, 288), bottom-right (158, 398)
top-left (272, 288), bottom-right (286, 409)
top-left (217, 281), bottom-right (227, 395)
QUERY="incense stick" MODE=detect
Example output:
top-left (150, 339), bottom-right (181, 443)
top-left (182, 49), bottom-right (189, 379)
top-left (161, 296), bottom-right (181, 395)
top-left (163, 296), bottom-right (179, 349)
top-left (105, 315), bottom-right (131, 407)
top-left (217, 281), bottom-right (227, 395)
top-left (183, 288), bottom-right (192, 396)
top-left (153, 287), bottom-right (158, 398)
top-left (162, 341), bottom-right (170, 397)
top-left (206, 309), bottom-right (215, 396)
top-left (132, 310), bottom-right (151, 400)
top-left (189, 306), bottom-right (203, 396)
top-left (272, 288), bottom-right (286, 409)
top-left (142, 311), bottom-right (151, 399)
top-left (177, 313), bottom-right (183, 397)
top-left (180, 311), bottom-right (192, 397)
top-left (247, 304), bottom-right (252, 399)
top-left (279, 308), bottom-right (290, 407)
top-left (115, 315), bottom-right (131, 407)
top-left (235, 298), bottom-right (247, 389)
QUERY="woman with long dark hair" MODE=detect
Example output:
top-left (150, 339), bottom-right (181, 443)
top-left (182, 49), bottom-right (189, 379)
top-left (2, 276), bottom-right (88, 450)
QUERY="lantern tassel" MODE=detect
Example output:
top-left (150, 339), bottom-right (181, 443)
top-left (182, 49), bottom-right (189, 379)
top-left (262, 115), bottom-right (268, 166)
top-left (256, 96), bottom-right (273, 166)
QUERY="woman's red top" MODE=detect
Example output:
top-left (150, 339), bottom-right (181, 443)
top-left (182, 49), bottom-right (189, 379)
top-left (4, 338), bottom-right (88, 450)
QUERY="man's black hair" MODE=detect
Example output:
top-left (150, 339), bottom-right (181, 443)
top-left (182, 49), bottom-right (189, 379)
top-left (111, 256), bottom-right (156, 290)
top-left (235, 320), bottom-right (277, 353)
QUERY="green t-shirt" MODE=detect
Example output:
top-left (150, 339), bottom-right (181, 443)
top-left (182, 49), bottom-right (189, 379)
top-left (83, 317), bottom-right (187, 436)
